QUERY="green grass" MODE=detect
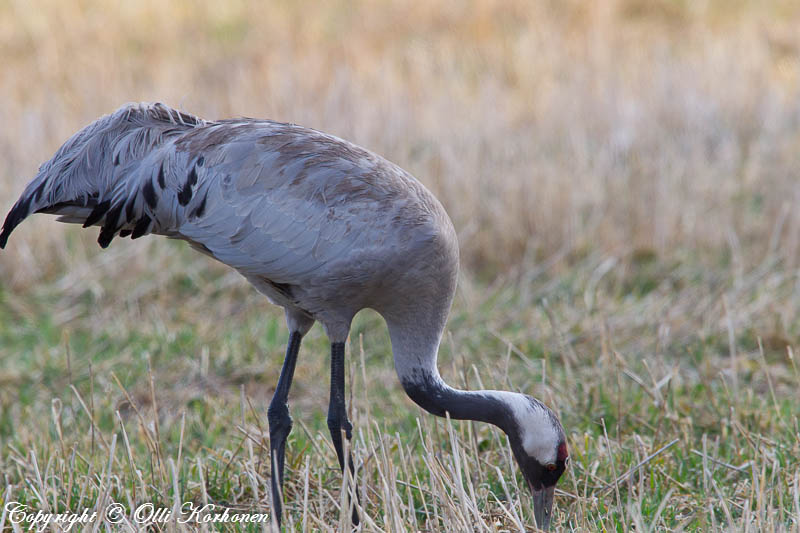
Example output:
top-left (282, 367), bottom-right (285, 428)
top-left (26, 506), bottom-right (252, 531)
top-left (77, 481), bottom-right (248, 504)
top-left (1, 241), bottom-right (798, 531)
top-left (1, 1), bottom-right (800, 530)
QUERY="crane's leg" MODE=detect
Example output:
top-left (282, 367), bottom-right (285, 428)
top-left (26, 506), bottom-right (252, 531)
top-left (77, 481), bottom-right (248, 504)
top-left (267, 330), bottom-right (303, 526)
top-left (327, 341), bottom-right (360, 525)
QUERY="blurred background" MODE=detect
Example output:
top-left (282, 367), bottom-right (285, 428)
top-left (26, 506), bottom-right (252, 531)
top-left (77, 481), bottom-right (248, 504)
top-left (2, 0), bottom-right (799, 282)
top-left (1, 2), bottom-right (800, 528)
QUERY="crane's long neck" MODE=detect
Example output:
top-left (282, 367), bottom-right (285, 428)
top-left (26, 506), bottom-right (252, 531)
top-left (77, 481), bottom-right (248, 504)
top-left (385, 312), bottom-right (513, 434)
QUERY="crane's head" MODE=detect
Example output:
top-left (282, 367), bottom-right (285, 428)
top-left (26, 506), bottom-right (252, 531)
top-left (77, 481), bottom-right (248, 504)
top-left (497, 393), bottom-right (568, 530)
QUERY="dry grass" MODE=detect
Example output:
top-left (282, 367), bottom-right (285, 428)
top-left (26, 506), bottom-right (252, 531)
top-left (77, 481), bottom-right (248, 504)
top-left (1, 0), bottom-right (799, 531)
top-left (2, 0), bottom-right (800, 277)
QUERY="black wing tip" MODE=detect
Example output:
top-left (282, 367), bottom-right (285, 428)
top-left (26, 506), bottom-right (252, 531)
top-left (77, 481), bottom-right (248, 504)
top-left (97, 234), bottom-right (114, 248)
top-left (142, 179), bottom-right (158, 209)
top-left (96, 202), bottom-right (125, 249)
top-left (83, 199), bottom-right (111, 228)
top-left (130, 215), bottom-right (152, 239)
top-left (177, 183), bottom-right (192, 205)
top-left (0, 196), bottom-right (34, 249)
top-left (0, 220), bottom-right (13, 249)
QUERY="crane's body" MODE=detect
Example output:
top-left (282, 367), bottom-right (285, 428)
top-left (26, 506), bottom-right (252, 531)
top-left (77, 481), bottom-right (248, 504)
top-left (1, 103), bottom-right (566, 529)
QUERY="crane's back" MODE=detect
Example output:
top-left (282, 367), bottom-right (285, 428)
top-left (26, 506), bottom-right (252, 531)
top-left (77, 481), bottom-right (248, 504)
top-left (0, 103), bottom-right (460, 334)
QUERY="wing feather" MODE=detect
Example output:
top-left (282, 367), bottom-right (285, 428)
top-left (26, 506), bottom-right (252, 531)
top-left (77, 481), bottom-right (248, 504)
top-left (175, 128), bottom-right (389, 285)
top-left (3, 103), bottom-right (434, 297)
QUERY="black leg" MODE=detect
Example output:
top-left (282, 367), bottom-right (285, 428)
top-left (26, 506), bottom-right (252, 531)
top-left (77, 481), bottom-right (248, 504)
top-left (267, 331), bottom-right (302, 526)
top-left (327, 341), bottom-right (360, 525)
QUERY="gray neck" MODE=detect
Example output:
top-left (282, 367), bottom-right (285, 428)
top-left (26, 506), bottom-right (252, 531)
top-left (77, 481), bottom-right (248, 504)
top-left (385, 312), bottom-right (515, 434)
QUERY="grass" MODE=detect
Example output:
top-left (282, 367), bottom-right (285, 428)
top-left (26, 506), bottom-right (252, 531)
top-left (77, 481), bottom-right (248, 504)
top-left (1, 0), bottom-right (800, 531)
top-left (1, 244), bottom-right (798, 531)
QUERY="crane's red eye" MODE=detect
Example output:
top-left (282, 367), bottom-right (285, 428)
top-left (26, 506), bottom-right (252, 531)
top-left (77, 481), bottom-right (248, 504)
top-left (545, 463), bottom-right (557, 471)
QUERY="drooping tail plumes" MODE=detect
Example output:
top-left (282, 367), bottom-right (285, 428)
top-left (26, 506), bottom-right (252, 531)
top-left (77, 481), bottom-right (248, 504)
top-left (0, 102), bottom-right (205, 249)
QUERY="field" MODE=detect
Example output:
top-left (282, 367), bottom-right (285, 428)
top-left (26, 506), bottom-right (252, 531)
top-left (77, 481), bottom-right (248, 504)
top-left (1, 0), bottom-right (800, 531)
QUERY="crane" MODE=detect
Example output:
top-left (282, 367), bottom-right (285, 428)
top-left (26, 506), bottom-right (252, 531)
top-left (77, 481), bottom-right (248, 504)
top-left (0, 102), bottom-right (568, 529)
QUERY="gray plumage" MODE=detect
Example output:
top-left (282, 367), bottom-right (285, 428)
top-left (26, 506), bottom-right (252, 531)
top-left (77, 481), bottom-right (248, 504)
top-left (1, 103), bottom-right (455, 340)
top-left (0, 102), bottom-right (567, 529)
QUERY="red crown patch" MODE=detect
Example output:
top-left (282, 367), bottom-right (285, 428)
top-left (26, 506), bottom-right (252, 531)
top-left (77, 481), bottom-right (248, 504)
top-left (557, 442), bottom-right (569, 462)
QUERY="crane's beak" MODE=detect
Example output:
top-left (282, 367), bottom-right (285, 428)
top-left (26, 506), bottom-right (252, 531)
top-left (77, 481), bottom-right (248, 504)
top-left (531, 485), bottom-right (555, 530)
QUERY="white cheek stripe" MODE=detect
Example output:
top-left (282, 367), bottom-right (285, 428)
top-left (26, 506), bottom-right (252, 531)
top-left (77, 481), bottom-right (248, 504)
top-left (489, 391), bottom-right (560, 464)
